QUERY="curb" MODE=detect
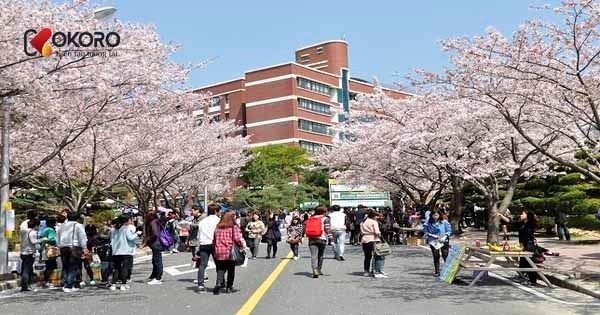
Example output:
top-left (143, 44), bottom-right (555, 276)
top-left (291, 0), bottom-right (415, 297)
top-left (0, 279), bottom-right (19, 292)
top-left (546, 272), bottom-right (600, 299)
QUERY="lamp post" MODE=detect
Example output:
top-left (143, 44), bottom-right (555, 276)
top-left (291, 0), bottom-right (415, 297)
top-left (0, 96), bottom-right (13, 275)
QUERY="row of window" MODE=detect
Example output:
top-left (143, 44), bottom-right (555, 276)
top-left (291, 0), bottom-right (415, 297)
top-left (208, 95), bottom-right (230, 108)
top-left (298, 119), bottom-right (330, 135)
top-left (299, 140), bottom-right (330, 153)
top-left (298, 98), bottom-right (331, 115)
top-left (297, 77), bottom-right (331, 95)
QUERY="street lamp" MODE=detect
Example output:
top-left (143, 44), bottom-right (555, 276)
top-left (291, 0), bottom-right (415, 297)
top-left (94, 7), bottom-right (117, 20)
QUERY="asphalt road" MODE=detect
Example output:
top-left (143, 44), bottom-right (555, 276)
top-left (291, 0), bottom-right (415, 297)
top-left (1, 242), bottom-right (599, 315)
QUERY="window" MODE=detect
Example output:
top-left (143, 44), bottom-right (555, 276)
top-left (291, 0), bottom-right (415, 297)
top-left (316, 47), bottom-right (324, 54)
top-left (300, 140), bottom-right (330, 153)
top-left (209, 114), bottom-right (221, 123)
top-left (298, 98), bottom-right (331, 115)
top-left (297, 77), bottom-right (331, 95)
top-left (209, 97), bottom-right (220, 108)
top-left (224, 94), bottom-right (230, 105)
top-left (300, 54), bottom-right (310, 63)
top-left (298, 119), bottom-right (330, 135)
top-left (224, 112), bottom-right (230, 120)
top-left (350, 92), bottom-right (358, 101)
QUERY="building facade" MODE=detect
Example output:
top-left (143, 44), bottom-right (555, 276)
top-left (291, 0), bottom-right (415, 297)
top-left (192, 40), bottom-right (410, 153)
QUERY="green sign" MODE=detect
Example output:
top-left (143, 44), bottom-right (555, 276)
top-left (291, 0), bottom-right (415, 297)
top-left (439, 245), bottom-right (466, 284)
top-left (331, 192), bottom-right (389, 200)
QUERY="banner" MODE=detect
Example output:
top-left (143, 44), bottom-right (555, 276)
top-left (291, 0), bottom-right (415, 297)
top-left (6, 201), bottom-right (15, 232)
top-left (439, 245), bottom-right (465, 284)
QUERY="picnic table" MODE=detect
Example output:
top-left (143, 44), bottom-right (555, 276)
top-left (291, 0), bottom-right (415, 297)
top-left (457, 246), bottom-right (553, 287)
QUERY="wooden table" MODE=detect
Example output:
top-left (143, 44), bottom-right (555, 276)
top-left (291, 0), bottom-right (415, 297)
top-left (458, 247), bottom-right (553, 287)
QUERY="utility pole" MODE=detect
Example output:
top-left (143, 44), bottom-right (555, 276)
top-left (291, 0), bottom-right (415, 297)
top-left (0, 96), bottom-right (13, 275)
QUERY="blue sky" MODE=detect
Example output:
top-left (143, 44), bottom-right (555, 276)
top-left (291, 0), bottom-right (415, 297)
top-left (104, 0), bottom-right (556, 89)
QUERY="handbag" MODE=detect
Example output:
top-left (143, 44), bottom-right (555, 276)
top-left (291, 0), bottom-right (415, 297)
top-left (46, 245), bottom-right (60, 259)
top-left (287, 237), bottom-right (301, 245)
top-left (229, 227), bottom-right (246, 266)
top-left (374, 240), bottom-right (392, 256)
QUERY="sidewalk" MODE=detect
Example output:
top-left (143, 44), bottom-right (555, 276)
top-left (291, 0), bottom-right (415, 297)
top-left (0, 247), bottom-right (154, 292)
top-left (454, 229), bottom-right (600, 298)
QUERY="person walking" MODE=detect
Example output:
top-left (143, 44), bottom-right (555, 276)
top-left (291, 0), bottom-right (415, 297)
top-left (424, 210), bottom-right (452, 276)
top-left (57, 212), bottom-right (88, 293)
top-left (195, 204), bottom-right (221, 292)
top-left (145, 210), bottom-right (164, 285)
top-left (263, 213), bottom-right (282, 259)
top-left (110, 215), bottom-right (137, 291)
top-left (188, 206), bottom-right (204, 279)
top-left (245, 212), bottom-right (265, 259)
top-left (41, 217), bottom-right (58, 288)
top-left (360, 211), bottom-right (382, 277)
top-left (212, 211), bottom-right (246, 295)
top-left (328, 205), bottom-right (347, 261)
top-left (305, 207), bottom-right (331, 278)
top-left (519, 210), bottom-right (539, 285)
top-left (167, 212), bottom-right (180, 253)
top-left (20, 218), bottom-right (46, 292)
top-left (286, 216), bottom-right (304, 260)
top-left (354, 206), bottom-right (366, 245)
top-left (554, 209), bottom-right (570, 241)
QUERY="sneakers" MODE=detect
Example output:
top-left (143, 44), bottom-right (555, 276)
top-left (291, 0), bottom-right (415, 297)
top-left (171, 249), bottom-right (179, 253)
top-left (193, 279), bottom-right (198, 284)
top-left (374, 273), bottom-right (388, 279)
top-left (147, 279), bottom-right (162, 285)
top-left (79, 281), bottom-right (86, 287)
top-left (339, 256), bottom-right (345, 261)
top-left (196, 285), bottom-right (206, 292)
top-left (363, 272), bottom-right (372, 277)
top-left (204, 274), bottom-right (209, 280)
top-left (62, 287), bottom-right (73, 293)
top-left (89, 280), bottom-right (96, 285)
top-left (293, 256), bottom-right (299, 261)
top-left (109, 284), bottom-right (117, 291)
top-left (120, 284), bottom-right (130, 291)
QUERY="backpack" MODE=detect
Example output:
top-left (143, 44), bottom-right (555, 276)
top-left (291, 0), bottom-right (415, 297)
top-left (305, 215), bottom-right (324, 238)
top-left (159, 226), bottom-right (174, 248)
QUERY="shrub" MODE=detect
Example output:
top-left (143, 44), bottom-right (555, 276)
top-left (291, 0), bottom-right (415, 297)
top-left (572, 198), bottom-right (600, 215)
top-left (523, 177), bottom-right (547, 190)
top-left (558, 173), bottom-right (584, 185)
top-left (519, 196), bottom-right (545, 212)
top-left (584, 186), bottom-right (600, 198)
top-left (567, 214), bottom-right (600, 230)
top-left (89, 210), bottom-right (116, 228)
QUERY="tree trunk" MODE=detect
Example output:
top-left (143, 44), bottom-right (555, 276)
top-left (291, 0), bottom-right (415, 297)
top-left (449, 175), bottom-right (464, 235)
top-left (486, 169), bottom-right (521, 244)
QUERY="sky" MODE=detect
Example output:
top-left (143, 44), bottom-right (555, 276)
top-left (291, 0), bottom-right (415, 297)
top-left (100, 0), bottom-right (558, 89)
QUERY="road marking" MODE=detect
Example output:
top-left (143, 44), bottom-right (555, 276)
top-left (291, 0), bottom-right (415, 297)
top-left (164, 261), bottom-right (215, 276)
top-left (235, 251), bottom-right (294, 315)
top-left (417, 245), bottom-right (600, 306)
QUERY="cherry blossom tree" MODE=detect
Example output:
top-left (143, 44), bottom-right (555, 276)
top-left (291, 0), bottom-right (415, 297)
top-left (436, 0), bottom-right (600, 185)
top-left (1, 0), bottom-right (191, 185)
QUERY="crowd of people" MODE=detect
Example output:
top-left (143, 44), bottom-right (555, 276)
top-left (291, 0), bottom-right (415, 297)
top-left (16, 201), bottom-right (554, 295)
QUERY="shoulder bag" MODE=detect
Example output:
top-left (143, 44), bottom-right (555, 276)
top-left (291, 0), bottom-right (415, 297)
top-left (229, 227), bottom-right (246, 266)
top-left (374, 239), bottom-right (392, 256)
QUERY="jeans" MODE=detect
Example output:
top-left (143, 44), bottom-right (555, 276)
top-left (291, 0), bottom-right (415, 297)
top-left (149, 244), bottom-right (163, 280)
top-left (60, 247), bottom-right (82, 289)
top-left (43, 258), bottom-right (58, 283)
top-left (214, 259), bottom-right (235, 288)
top-left (520, 257), bottom-right (539, 283)
top-left (20, 254), bottom-right (34, 290)
top-left (430, 244), bottom-right (450, 273)
top-left (290, 243), bottom-right (299, 257)
top-left (352, 225), bottom-right (361, 244)
top-left (362, 242), bottom-right (375, 272)
top-left (197, 245), bottom-right (212, 286)
top-left (112, 255), bottom-right (133, 285)
top-left (373, 255), bottom-right (385, 274)
top-left (266, 239), bottom-right (278, 257)
top-left (557, 224), bottom-right (571, 241)
top-left (332, 230), bottom-right (346, 258)
top-left (308, 239), bottom-right (326, 271)
top-left (101, 261), bottom-right (112, 282)
top-left (248, 238), bottom-right (260, 258)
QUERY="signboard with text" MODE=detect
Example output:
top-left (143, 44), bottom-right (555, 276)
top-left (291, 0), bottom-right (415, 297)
top-left (439, 245), bottom-right (466, 284)
top-left (329, 180), bottom-right (392, 208)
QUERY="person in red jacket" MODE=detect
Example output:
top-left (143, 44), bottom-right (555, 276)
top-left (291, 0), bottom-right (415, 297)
top-left (212, 211), bottom-right (246, 295)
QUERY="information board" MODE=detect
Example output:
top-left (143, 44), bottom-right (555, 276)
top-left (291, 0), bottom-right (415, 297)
top-left (439, 245), bottom-right (466, 284)
top-left (329, 180), bottom-right (392, 208)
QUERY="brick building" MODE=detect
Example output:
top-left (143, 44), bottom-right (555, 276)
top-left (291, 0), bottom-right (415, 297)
top-left (192, 40), bottom-right (410, 152)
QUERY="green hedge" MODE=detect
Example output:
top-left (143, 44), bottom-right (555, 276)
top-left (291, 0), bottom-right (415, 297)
top-left (572, 198), bottom-right (600, 215)
top-left (567, 214), bottom-right (600, 230)
top-left (558, 173), bottom-right (584, 185)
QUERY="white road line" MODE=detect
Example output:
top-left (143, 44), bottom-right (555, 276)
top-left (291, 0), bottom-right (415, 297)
top-left (417, 245), bottom-right (600, 306)
top-left (164, 261), bottom-right (215, 276)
